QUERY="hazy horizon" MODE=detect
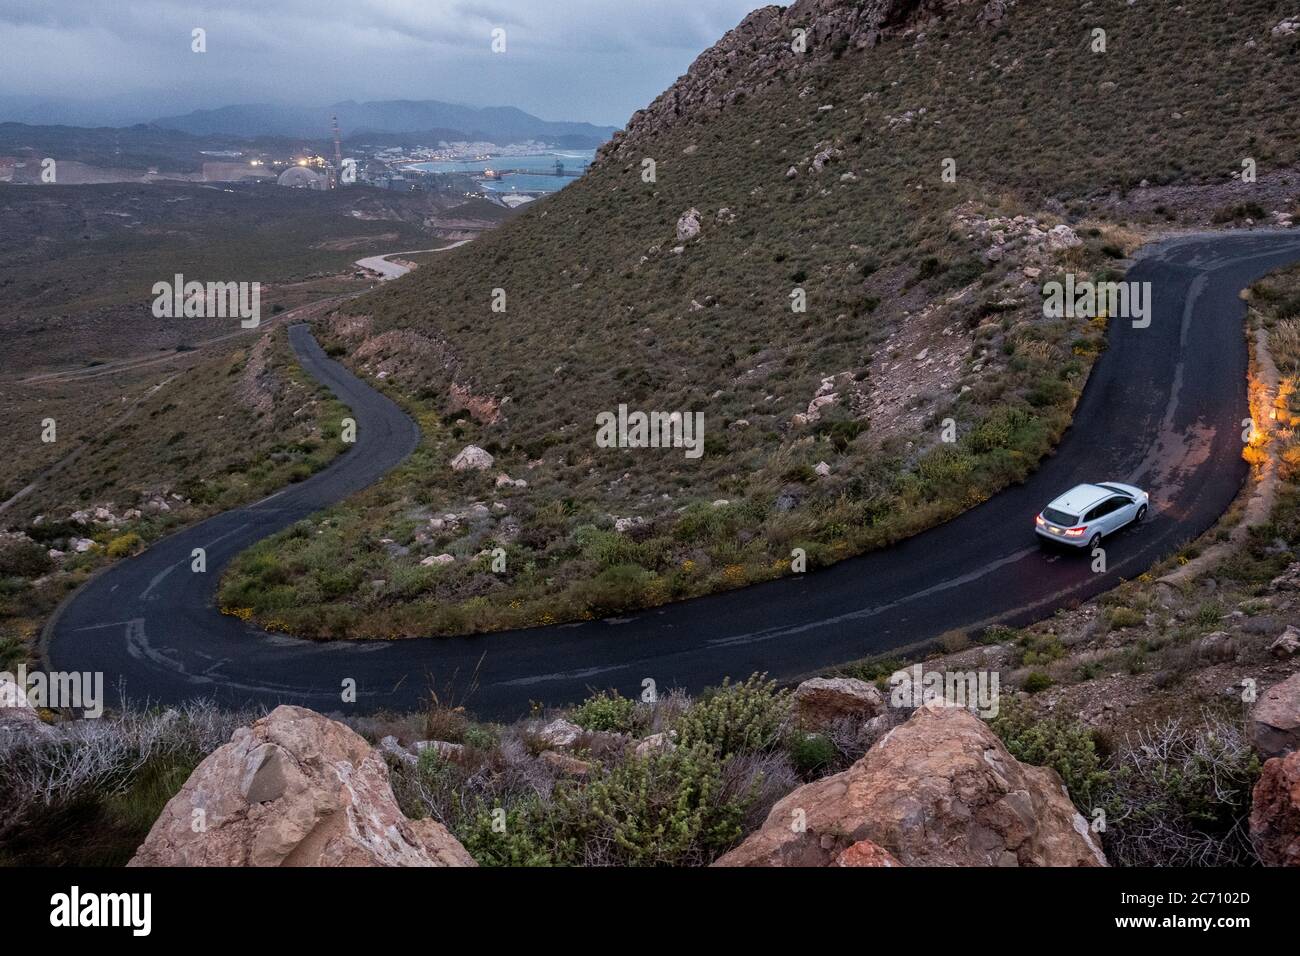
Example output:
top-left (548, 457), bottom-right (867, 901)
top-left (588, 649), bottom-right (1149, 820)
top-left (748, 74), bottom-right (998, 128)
top-left (0, 0), bottom-right (769, 129)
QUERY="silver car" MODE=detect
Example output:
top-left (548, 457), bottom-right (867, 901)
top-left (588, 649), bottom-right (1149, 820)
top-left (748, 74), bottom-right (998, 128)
top-left (1035, 482), bottom-right (1149, 550)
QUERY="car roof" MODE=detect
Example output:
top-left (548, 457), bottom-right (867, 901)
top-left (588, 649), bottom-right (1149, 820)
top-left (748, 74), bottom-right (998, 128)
top-left (1046, 484), bottom-right (1112, 515)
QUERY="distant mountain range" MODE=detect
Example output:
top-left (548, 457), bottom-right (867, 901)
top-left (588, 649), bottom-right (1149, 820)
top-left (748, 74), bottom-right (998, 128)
top-left (152, 100), bottom-right (619, 148)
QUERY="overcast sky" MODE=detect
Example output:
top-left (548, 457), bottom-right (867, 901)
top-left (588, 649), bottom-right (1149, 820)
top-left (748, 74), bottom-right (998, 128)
top-left (0, 0), bottom-right (769, 127)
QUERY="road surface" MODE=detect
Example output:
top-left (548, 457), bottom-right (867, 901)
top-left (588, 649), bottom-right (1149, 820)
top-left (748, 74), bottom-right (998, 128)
top-left (44, 231), bottom-right (1300, 720)
top-left (354, 241), bottom-right (471, 281)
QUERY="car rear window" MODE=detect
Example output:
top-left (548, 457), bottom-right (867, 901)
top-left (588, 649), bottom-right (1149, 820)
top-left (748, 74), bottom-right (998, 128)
top-left (1043, 507), bottom-right (1078, 526)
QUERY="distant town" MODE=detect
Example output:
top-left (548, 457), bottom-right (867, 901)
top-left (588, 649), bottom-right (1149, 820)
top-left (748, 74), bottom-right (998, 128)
top-left (0, 120), bottom-right (596, 208)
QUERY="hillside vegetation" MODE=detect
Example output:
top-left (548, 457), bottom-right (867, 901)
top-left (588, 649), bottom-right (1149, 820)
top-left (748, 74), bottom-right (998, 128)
top-left (225, 0), bottom-right (1300, 638)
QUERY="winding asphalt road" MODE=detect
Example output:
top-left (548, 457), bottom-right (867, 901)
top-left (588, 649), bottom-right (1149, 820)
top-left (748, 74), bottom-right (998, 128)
top-left (354, 241), bottom-right (471, 281)
top-left (44, 231), bottom-right (1300, 721)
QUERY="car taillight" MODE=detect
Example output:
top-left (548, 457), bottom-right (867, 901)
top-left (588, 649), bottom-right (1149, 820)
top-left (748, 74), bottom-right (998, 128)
top-left (1063, 526), bottom-right (1086, 537)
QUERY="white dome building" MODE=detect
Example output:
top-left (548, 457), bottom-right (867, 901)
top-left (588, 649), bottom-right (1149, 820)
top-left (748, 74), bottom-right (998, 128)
top-left (277, 166), bottom-right (325, 189)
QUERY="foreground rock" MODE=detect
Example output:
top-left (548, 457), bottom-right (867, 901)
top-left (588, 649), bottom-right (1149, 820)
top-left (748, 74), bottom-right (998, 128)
top-left (792, 677), bottom-right (883, 727)
top-left (1251, 752), bottom-right (1300, 866)
top-left (130, 706), bottom-right (475, 867)
top-left (714, 700), bottom-right (1107, 867)
top-left (1253, 672), bottom-right (1300, 759)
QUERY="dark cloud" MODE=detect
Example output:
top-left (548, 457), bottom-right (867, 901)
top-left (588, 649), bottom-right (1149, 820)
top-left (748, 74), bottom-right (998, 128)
top-left (0, 0), bottom-right (766, 126)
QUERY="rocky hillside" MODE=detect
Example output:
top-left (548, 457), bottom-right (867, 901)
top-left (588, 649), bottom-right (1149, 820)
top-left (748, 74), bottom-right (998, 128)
top-left (223, 0), bottom-right (1300, 639)
top-left (600, 0), bottom-right (1008, 160)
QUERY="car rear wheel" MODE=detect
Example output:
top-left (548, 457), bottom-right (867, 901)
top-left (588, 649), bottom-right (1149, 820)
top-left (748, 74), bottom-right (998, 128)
top-left (1088, 532), bottom-right (1102, 551)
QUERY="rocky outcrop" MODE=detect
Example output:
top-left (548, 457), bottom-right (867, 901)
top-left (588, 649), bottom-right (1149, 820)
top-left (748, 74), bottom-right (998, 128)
top-left (599, 0), bottom-right (994, 162)
top-left (130, 706), bottom-right (475, 867)
top-left (714, 700), bottom-right (1107, 867)
top-left (1253, 672), bottom-right (1300, 760)
top-left (237, 332), bottom-right (278, 414)
top-left (1251, 751), bottom-right (1300, 867)
top-left (792, 677), bottom-right (884, 727)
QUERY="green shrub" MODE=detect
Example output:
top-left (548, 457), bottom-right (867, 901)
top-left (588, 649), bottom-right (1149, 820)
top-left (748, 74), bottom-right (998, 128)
top-left (1106, 606), bottom-right (1145, 629)
top-left (456, 799), bottom-right (569, 867)
top-left (461, 724), bottom-right (500, 750)
top-left (966, 407), bottom-right (1032, 454)
top-left (106, 532), bottom-right (142, 559)
top-left (785, 732), bottom-right (838, 778)
top-left (842, 657), bottom-right (907, 686)
top-left (415, 745), bottom-right (456, 784)
top-left (457, 743), bottom-right (755, 867)
top-left (1027, 375), bottom-right (1071, 408)
top-left (1194, 601), bottom-right (1223, 627)
top-left (674, 674), bottom-right (790, 757)
top-left (990, 700), bottom-right (1109, 810)
top-left (564, 743), bottom-right (754, 865)
top-left (1021, 671), bottom-right (1054, 694)
top-left (572, 690), bottom-right (639, 734)
top-left (912, 446), bottom-right (976, 492)
top-left (1015, 632), bottom-right (1064, 667)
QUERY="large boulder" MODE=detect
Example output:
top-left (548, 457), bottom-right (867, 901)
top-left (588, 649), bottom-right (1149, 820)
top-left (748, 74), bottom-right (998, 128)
top-left (676, 208), bottom-right (702, 242)
top-left (1253, 672), bottom-right (1300, 759)
top-left (450, 445), bottom-right (494, 472)
top-left (792, 677), bottom-right (884, 727)
top-left (129, 706), bottom-right (475, 867)
top-left (1251, 752), bottom-right (1300, 866)
top-left (714, 700), bottom-right (1107, 867)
